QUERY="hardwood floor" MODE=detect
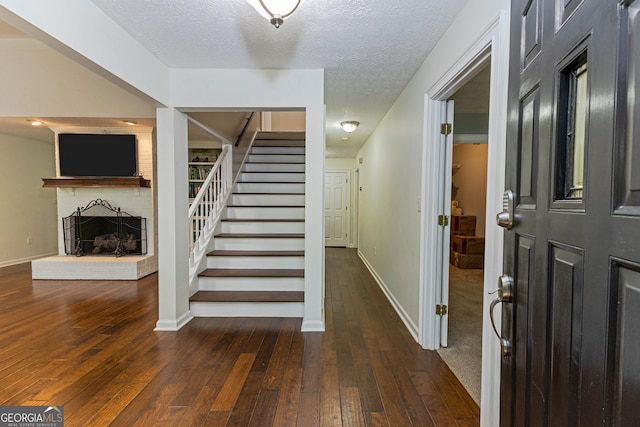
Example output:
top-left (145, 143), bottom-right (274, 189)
top-left (0, 249), bottom-right (479, 426)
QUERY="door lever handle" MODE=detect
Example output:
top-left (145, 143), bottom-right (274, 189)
top-left (489, 274), bottom-right (514, 357)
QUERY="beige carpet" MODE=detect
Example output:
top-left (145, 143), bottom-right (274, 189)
top-left (437, 265), bottom-right (484, 404)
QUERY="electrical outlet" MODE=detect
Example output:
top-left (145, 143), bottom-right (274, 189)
top-left (373, 246), bottom-right (377, 256)
top-left (27, 236), bottom-right (33, 245)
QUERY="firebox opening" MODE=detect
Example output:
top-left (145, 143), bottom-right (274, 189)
top-left (62, 199), bottom-right (147, 257)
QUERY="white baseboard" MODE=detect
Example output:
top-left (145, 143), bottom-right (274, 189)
top-left (301, 319), bottom-right (325, 332)
top-left (0, 252), bottom-right (56, 269)
top-left (154, 311), bottom-right (194, 331)
top-left (357, 250), bottom-right (419, 342)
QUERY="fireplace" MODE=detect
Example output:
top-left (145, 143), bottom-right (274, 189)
top-left (62, 199), bottom-right (147, 257)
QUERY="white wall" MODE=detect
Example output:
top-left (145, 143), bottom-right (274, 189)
top-left (0, 133), bottom-right (57, 266)
top-left (356, 0), bottom-right (508, 333)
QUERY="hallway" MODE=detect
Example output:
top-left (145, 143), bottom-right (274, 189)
top-left (0, 248), bottom-right (479, 426)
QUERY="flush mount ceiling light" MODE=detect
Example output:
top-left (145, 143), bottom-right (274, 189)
top-left (246, 0), bottom-right (302, 28)
top-left (28, 119), bottom-right (43, 126)
top-left (340, 121), bottom-right (360, 133)
top-left (122, 120), bottom-right (137, 126)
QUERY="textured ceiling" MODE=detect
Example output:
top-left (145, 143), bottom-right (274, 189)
top-left (88, 0), bottom-right (469, 157)
top-left (0, 1), bottom-right (471, 157)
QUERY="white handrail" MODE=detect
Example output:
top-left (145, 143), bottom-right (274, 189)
top-left (188, 145), bottom-right (232, 285)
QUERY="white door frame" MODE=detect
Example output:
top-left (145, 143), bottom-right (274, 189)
top-left (418, 11), bottom-right (509, 427)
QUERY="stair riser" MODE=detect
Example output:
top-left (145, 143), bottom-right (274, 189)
top-left (214, 237), bottom-right (304, 251)
top-left (251, 147), bottom-right (305, 155)
top-left (206, 256), bottom-right (304, 269)
top-left (239, 172), bottom-right (305, 182)
top-left (235, 182), bottom-right (305, 194)
top-left (221, 222), bottom-right (305, 234)
top-left (254, 139), bottom-right (305, 147)
top-left (197, 276), bottom-right (304, 290)
top-left (226, 207), bottom-right (304, 220)
top-left (243, 163), bottom-right (305, 172)
top-left (230, 194), bottom-right (305, 206)
top-left (190, 301), bottom-right (304, 317)
top-left (248, 154), bottom-right (305, 163)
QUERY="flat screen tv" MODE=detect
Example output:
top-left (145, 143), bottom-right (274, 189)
top-left (58, 133), bottom-right (138, 177)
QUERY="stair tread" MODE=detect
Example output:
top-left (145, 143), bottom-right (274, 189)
top-left (238, 181), bottom-right (305, 184)
top-left (207, 250), bottom-right (304, 257)
top-left (215, 233), bottom-right (304, 238)
top-left (233, 192), bottom-right (305, 195)
top-left (245, 164), bottom-right (305, 167)
top-left (191, 290), bottom-right (304, 303)
top-left (199, 268), bottom-right (304, 277)
top-left (227, 205), bottom-right (304, 208)
top-left (220, 218), bottom-right (304, 222)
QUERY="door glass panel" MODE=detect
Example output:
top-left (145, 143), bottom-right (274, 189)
top-left (569, 62), bottom-right (587, 199)
top-left (557, 58), bottom-right (588, 201)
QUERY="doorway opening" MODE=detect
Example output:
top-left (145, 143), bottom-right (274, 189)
top-left (436, 64), bottom-right (491, 404)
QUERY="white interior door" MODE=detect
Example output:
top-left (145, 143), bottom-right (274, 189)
top-left (324, 170), bottom-right (350, 247)
top-left (439, 100), bottom-right (455, 347)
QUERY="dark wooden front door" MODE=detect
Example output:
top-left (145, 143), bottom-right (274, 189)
top-left (500, 0), bottom-right (640, 425)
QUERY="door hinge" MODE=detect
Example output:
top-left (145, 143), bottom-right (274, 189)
top-left (436, 304), bottom-right (448, 316)
top-left (438, 215), bottom-right (449, 226)
top-left (441, 123), bottom-right (452, 135)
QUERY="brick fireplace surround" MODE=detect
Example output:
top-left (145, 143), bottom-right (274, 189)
top-left (31, 127), bottom-right (158, 280)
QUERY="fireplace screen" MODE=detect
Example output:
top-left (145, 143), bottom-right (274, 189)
top-left (63, 199), bottom-right (147, 257)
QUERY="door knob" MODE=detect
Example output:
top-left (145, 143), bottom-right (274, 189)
top-left (489, 274), bottom-right (513, 357)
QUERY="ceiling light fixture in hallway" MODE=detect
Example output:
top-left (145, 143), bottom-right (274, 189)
top-left (340, 121), bottom-right (360, 133)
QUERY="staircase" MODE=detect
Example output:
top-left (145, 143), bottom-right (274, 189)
top-left (189, 133), bottom-right (306, 317)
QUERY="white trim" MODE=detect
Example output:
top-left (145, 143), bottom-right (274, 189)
top-left (358, 250), bottom-right (419, 342)
top-left (301, 320), bottom-right (325, 332)
top-left (418, 10), bottom-right (509, 427)
top-left (0, 253), bottom-right (57, 269)
top-left (479, 11), bottom-right (510, 427)
top-left (154, 311), bottom-right (194, 331)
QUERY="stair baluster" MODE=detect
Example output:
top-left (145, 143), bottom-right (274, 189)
top-left (188, 145), bottom-right (232, 285)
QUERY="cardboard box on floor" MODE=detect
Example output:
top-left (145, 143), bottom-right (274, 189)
top-left (450, 250), bottom-right (484, 269)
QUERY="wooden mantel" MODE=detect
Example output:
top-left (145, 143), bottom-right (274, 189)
top-left (42, 177), bottom-right (151, 188)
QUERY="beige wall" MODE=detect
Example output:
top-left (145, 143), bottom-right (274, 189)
top-left (0, 133), bottom-right (57, 266)
top-left (452, 143), bottom-right (488, 236)
top-left (269, 111), bottom-right (305, 131)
